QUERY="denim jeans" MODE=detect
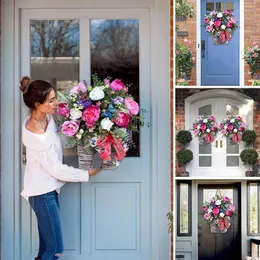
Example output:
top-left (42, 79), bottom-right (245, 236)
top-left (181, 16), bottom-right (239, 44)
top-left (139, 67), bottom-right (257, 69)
top-left (29, 190), bottom-right (64, 260)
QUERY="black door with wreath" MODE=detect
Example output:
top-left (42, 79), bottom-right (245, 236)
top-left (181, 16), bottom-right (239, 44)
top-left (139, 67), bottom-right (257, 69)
top-left (198, 184), bottom-right (241, 260)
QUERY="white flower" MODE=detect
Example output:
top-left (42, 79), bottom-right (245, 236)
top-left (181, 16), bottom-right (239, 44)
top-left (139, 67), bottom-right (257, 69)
top-left (230, 119), bottom-right (235, 123)
top-left (215, 200), bottom-right (221, 206)
top-left (233, 129), bottom-right (238, 133)
top-left (89, 87), bottom-right (105, 100)
top-left (70, 108), bottom-right (82, 120)
top-left (203, 119), bottom-right (208, 123)
top-left (220, 212), bottom-right (225, 218)
top-left (76, 133), bottom-right (82, 139)
top-left (206, 129), bottom-right (210, 133)
top-left (221, 25), bottom-right (226, 30)
top-left (79, 129), bottom-right (84, 134)
top-left (101, 118), bottom-right (114, 131)
top-left (209, 21), bottom-right (214, 26)
top-left (197, 125), bottom-right (201, 129)
top-left (217, 12), bottom-right (223, 18)
top-left (208, 208), bottom-right (212, 213)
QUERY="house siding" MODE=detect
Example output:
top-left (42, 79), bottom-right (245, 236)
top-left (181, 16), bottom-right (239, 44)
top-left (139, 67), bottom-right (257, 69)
top-left (176, 0), bottom-right (260, 86)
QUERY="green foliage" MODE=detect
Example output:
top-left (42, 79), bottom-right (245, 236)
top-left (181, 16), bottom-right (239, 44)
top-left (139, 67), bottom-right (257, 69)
top-left (242, 130), bottom-right (257, 145)
top-left (240, 149), bottom-right (258, 171)
top-left (176, 80), bottom-right (189, 86)
top-left (176, 130), bottom-right (192, 146)
top-left (175, 0), bottom-right (194, 18)
top-left (176, 149), bottom-right (193, 165)
top-left (244, 43), bottom-right (260, 77)
top-left (166, 211), bottom-right (173, 233)
top-left (252, 80), bottom-right (260, 86)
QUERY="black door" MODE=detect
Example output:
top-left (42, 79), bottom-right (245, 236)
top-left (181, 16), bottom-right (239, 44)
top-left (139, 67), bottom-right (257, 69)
top-left (198, 184), bottom-right (241, 260)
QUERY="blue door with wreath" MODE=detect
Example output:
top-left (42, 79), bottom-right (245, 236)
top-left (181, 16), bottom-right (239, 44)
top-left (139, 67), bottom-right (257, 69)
top-left (201, 0), bottom-right (239, 86)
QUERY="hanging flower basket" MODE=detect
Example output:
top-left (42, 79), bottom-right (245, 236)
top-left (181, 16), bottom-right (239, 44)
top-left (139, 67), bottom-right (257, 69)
top-left (219, 115), bottom-right (246, 144)
top-left (192, 115), bottom-right (219, 144)
top-left (204, 10), bottom-right (238, 44)
top-left (202, 190), bottom-right (235, 233)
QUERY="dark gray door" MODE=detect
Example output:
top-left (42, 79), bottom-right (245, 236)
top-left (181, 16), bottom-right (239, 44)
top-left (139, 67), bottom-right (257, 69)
top-left (198, 184), bottom-right (241, 260)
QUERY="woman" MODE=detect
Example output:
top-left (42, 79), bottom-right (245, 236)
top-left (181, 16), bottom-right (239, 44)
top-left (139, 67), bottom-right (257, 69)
top-left (20, 76), bottom-right (100, 260)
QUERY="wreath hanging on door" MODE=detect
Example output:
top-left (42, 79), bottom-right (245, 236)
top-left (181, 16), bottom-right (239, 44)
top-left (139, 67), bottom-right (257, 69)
top-left (219, 115), bottom-right (246, 144)
top-left (204, 10), bottom-right (238, 44)
top-left (202, 190), bottom-right (235, 233)
top-left (192, 115), bottom-right (219, 144)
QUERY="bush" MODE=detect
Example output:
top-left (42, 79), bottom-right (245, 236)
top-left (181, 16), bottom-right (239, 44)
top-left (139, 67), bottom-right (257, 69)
top-left (175, 0), bottom-right (194, 18)
top-left (244, 42), bottom-right (260, 77)
top-left (176, 130), bottom-right (192, 146)
top-left (252, 80), bottom-right (260, 86)
top-left (240, 149), bottom-right (258, 172)
top-left (242, 130), bottom-right (257, 145)
top-left (176, 149), bottom-right (193, 165)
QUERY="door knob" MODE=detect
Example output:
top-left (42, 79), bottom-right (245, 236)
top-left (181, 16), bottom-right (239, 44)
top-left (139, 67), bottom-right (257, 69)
top-left (201, 40), bottom-right (205, 58)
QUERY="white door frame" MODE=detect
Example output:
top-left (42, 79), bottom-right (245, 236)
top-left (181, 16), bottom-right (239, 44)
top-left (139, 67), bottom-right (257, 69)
top-left (1, 1), bottom-right (170, 260)
top-left (196, 0), bottom-right (244, 86)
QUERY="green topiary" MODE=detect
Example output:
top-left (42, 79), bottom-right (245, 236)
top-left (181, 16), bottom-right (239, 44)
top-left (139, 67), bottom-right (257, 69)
top-left (176, 130), bottom-right (193, 146)
top-left (240, 149), bottom-right (258, 172)
top-left (176, 149), bottom-right (193, 165)
top-left (242, 130), bottom-right (257, 145)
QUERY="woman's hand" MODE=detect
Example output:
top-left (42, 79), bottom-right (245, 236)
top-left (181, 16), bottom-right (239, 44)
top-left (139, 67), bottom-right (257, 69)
top-left (89, 168), bottom-right (101, 176)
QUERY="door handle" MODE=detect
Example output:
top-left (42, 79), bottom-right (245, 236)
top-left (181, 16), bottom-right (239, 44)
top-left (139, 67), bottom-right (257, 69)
top-left (220, 140), bottom-right (223, 148)
top-left (216, 140), bottom-right (218, 148)
top-left (201, 40), bottom-right (205, 58)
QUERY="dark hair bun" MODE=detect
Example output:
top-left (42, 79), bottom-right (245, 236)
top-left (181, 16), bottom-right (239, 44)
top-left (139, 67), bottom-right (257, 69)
top-left (20, 76), bottom-right (31, 94)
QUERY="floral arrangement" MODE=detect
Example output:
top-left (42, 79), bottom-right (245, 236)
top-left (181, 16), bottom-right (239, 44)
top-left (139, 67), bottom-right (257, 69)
top-left (175, 38), bottom-right (196, 80)
top-left (202, 193), bottom-right (235, 233)
top-left (244, 42), bottom-right (260, 78)
top-left (219, 115), bottom-right (246, 143)
top-left (56, 75), bottom-right (143, 165)
top-left (192, 115), bottom-right (219, 144)
top-left (204, 10), bottom-right (238, 44)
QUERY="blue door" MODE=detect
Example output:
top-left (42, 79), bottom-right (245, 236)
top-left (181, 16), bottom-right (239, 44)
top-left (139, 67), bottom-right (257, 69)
top-left (201, 0), bottom-right (240, 86)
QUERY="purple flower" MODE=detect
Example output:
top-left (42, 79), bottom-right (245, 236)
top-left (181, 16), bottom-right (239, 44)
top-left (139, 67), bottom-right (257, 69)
top-left (77, 99), bottom-right (92, 108)
top-left (113, 96), bottom-right (124, 105)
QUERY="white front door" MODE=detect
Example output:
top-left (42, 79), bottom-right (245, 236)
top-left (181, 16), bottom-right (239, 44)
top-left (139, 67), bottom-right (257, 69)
top-left (20, 9), bottom-right (153, 260)
top-left (187, 95), bottom-right (252, 177)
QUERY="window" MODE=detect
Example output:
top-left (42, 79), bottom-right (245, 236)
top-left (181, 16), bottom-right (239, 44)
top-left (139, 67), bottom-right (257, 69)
top-left (177, 181), bottom-right (192, 236)
top-left (248, 182), bottom-right (260, 235)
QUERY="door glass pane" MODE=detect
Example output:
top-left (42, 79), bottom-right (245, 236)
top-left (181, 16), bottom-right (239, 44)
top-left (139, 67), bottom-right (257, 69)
top-left (30, 20), bottom-right (80, 167)
top-left (199, 156), bottom-right (212, 167)
top-left (249, 183), bottom-right (258, 234)
top-left (227, 143), bottom-right (239, 154)
top-left (90, 19), bottom-right (140, 157)
top-left (199, 143), bottom-right (212, 154)
top-left (226, 104), bottom-right (239, 115)
top-left (226, 2), bottom-right (234, 11)
top-left (216, 2), bottom-right (225, 11)
top-left (226, 156), bottom-right (239, 167)
top-left (199, 105), bottom-right (212, 116)
top-left (180, 183), bottom-right (189, 234)
top-left (203, 189), bottom-right (233, 202)
top-left (206, 3), bottom-right (214, 12)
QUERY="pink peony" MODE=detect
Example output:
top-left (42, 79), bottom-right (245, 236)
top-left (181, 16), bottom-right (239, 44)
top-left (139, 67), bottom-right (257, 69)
top-left (226, 22), bottom-right (233, 28)
top-left (57, 103), bottom-right (70, 117)
top-left (206, 25), bottom-right (213, 32)
top-left (202, 206), bottom-right (208, 212)
top-left (225, 10), bottom-right (231, 15)
top-left (204, 18), bottom-right (209, 24)
top-left (214, 20), bottom-right (221, 28)
top-left (225, 210), bottom-right (232, 216)
top-left (70, 82), bottom-right (87, 95)
top-left (212, 208), bottom-right (220, 216)
top-left (61, 120), bottom-right (79, 136)
top-left (227, 125), bottom-right (233, 132)
top-left (204, 213), bottom-right (211, 220)
top-left (201, 124), bottom-right (207, 132)
top-left (230, 16), bottom-right (236, 24)
top-left (110, 79), bottom-right (125, 91)
top-left (253, 53), bottom-right (258, 58)
top-left (82, 105), bottom-right (100, 127)
top-left (124, 97), bottom-right (139, 115)
top-left (223, 197), bottom-right (230, 202)
top-left (229, 204), bottom-right (235, 211)
top-left (193, 129), bottom-right (200, 135)
top-left (114, 112), bottom-right (130, 128)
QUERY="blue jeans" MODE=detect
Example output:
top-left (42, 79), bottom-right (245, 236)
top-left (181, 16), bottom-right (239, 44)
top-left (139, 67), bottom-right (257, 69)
top-left (29, 191), bottom-right (64, 260)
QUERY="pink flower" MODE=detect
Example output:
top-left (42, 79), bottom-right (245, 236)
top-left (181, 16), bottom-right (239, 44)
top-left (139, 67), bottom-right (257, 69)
top-left (214, 20), bottom-right (221, 28)
top-left (226, 32), bottom-right (231, 41)
top-left (184, 38), bottom-right (191, 45)
top-left (223, 197), bottom-right (230, 202)
top-left (202, 206), bottom-right (208, 212)
top-left (209, 115), bottom-right (215, 120)
top-left (192, 57), bottom-right (196, 63)
top-left (204, 18), bottom-right (209, 24)
top-left (124, 97), bottom-right (139, 115)
top-left (57, 103), bottom-right (70, 117)
top-left (201, 124), bottom-right (207, 132)
top-left (206, 25), bottom-right (213, 32)
top-left (212, 208), bottom-right (220, 216)
top-left (236, 115), bottom-right (242, 120)
top-left (225, 210), bottom-right (232, 216)
top-left (253, 53), bottom-right (258, 58)
top-left (225, 10), bottom-right (231, 15)
top-left (250, 48), bottom-right (255, 53)
top-left (204, 213), bottom-right (211, 220)
top-left (82, 105), bottom-right (100, 127)
top-left (114, 112), bottom-right (130, 128)
top-left (230, 16), bottom-right (236, 24)
top-left (253, 42), bottom-right (258, 46)
top-left (221, 129), bottom-right (227, 135)
top-left (193, 129), bottom-right (200, 135)
top-left (229, 204), bottom-right (235, 211)
top-left (227, 125), bottom-right (233, 132)
top-left (61, 120), bottom-right (79, 136)
top-left (238, 127), bottom-right (244, 132)
top-left (110, 79), bottom-right (125, 91)
top-left (104, 78), bottom-right (110, 85)
top-left (226, 22), bottom-right (233, 28)
top-left (193, 123), bottom-right (197, 129)
top-left (70, 82), bottom-right (87, 95)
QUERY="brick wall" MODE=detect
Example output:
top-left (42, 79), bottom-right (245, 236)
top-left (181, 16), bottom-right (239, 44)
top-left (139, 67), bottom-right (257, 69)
top-left (176, 1), bottom-right (260, 86)
top-left (175, 89), bottom-right (260, 154)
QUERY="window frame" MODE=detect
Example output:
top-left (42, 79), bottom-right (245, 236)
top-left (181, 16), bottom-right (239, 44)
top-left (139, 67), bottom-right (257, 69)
top-left (177, 180), bottom-right (192, 236)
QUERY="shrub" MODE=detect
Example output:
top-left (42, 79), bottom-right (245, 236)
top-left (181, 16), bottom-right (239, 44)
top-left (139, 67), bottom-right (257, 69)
top-left (244, 42), bottom-right (260, 78)
top-left (242, 130), bottom-right (257, 145)
top-left (176, 130), bottom-right (193, 146)
top-left (175, 0), bottom-right (194, 18)
top-left (176, 149), bottom-right (193, 165)
top-left (240, 149), bottom-right (258, 172)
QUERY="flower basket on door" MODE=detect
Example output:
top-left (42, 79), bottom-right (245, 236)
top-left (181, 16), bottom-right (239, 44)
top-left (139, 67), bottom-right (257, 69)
top-left (56, 75), bottom-right (143, 170)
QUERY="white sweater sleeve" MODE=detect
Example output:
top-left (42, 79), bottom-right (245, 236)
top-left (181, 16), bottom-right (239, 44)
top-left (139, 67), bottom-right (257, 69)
top-left (36, 144), bottom-right (89, 182)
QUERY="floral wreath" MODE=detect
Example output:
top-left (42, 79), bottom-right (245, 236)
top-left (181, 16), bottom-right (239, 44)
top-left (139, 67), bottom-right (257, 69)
top-left (219, 115), bottom-right (246, 144)
top-left (202, 191), bottom-right (235, 233)
top-left (192, 115), bottom-right (219, 144)
top-left (204, 10), bottom-right (238, 44)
